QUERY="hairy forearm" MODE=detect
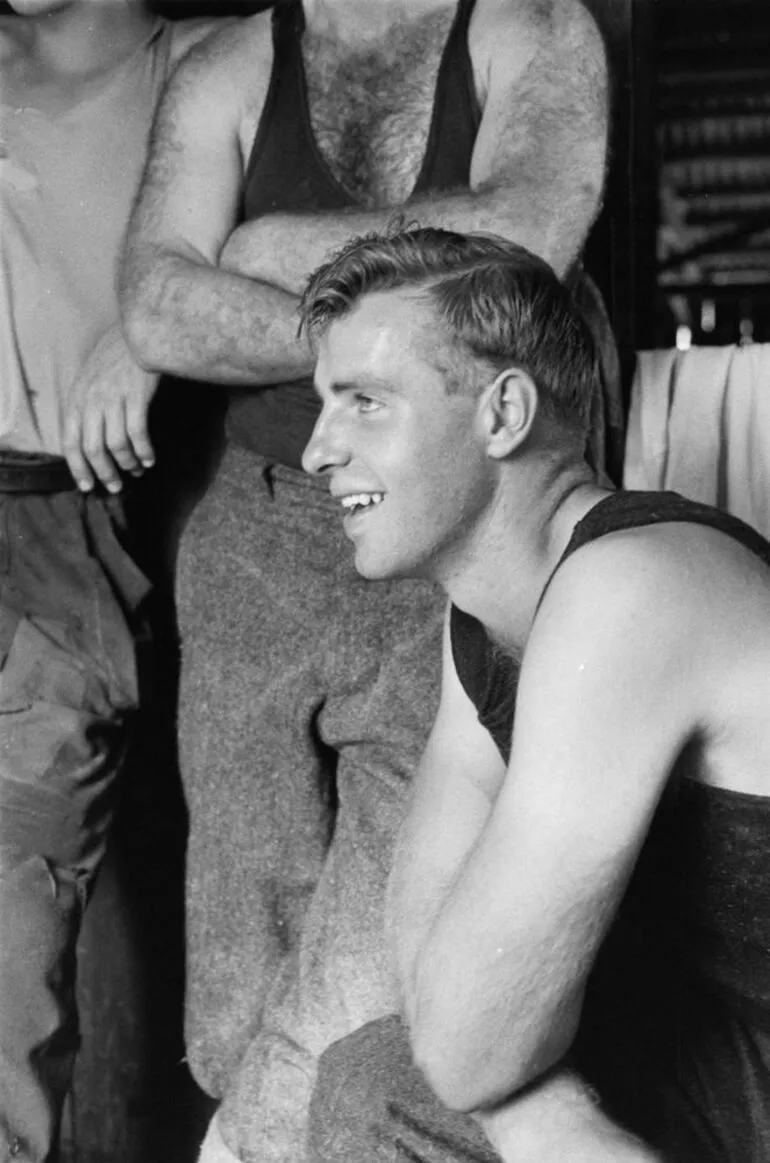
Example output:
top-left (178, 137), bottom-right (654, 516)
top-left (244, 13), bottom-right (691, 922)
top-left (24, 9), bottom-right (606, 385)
top-left (389, 842), bottom-right (476, 1034)
top-left (223, 178), bottom-right (601, 297)
top-left (396, 848), bottom-right (660, 1156)
top-left (386, 777), bottom-right (487, 992)
top-left (119, 250), bottom-right (314, 385)
top-left (408, 810), bottom-right (634, 1115)
top-left (399, 864), bottom-right (658, 1157)
top-left (409, 876), bottom-right (589, 1109)
top-left (389, 798), bottom-right (495, 1074)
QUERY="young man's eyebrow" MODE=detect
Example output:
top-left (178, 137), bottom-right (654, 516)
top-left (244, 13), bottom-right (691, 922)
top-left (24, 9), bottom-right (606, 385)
top-left (329, 381), bottom-right (360, 396)
top-left (311, 379), bottom-right (357, 400)
top-left (314, 377), bottom-right (396, 399)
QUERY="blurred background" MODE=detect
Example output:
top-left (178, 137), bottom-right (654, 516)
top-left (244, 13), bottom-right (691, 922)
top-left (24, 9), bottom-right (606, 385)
top-left (655, 0), bottom-right (770, 350)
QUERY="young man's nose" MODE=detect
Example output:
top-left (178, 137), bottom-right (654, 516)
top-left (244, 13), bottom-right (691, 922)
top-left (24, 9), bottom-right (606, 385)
top-left (301, 413), bottom-right (350, 476)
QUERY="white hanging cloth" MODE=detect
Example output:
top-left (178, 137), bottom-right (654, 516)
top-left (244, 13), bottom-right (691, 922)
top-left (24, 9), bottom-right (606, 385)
top-left (624, 344), bottom-right (770, 540)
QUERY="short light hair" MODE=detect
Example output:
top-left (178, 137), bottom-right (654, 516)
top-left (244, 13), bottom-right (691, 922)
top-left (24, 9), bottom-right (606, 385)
top-left (299, 227), bottom-right (600, 436)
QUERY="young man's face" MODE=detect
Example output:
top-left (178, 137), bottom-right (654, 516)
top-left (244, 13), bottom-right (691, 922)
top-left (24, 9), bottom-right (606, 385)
top-left (302, 288), bottom-right (496, 583)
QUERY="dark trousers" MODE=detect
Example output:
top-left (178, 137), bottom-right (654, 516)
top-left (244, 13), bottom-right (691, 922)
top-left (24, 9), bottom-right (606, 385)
top-left (0, 476), bottom-right (149, 1163)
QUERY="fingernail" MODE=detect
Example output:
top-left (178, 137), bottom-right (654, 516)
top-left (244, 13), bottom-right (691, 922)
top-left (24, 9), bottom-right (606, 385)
top-left (107, 482), bottom-right (122, 494)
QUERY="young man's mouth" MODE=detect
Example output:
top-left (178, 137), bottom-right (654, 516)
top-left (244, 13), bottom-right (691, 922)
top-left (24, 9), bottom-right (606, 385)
top-left (340, 492), bottom-right (385, 518)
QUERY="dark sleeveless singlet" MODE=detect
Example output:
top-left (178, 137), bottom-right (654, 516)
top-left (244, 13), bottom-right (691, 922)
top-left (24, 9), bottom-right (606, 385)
top-left (450, 491), bottom-right (770, 1162)
top-left (228, 0), bottom-right (481, 467)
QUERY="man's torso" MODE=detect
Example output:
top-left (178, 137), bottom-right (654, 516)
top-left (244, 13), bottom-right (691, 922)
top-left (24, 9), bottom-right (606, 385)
top-left (301, 8), bottom-right (459, 207)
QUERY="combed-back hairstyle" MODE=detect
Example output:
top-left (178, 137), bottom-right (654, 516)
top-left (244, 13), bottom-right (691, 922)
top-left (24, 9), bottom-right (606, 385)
top-left (299, 226), bottom-right (599, 436)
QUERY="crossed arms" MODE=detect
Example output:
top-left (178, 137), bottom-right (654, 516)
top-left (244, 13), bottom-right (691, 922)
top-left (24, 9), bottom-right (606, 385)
top-left (119, 0), bottom-right (608, 387)
top-left (388, 537), bottom-right (699, 1157)
top-left (218, 0), bottom-right (609, 294)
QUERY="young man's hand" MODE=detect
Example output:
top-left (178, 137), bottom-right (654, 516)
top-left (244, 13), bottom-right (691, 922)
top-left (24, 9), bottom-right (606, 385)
top-left (62, 326), bottom-right (157, 493)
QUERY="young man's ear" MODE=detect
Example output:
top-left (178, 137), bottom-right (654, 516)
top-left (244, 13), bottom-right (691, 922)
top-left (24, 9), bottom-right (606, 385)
top-left (479, 368), bottom-right (539, 459)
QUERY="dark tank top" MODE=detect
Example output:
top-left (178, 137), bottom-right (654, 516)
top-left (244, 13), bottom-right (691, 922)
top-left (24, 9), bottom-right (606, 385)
top-left (227, 0), bottom-right (481, 466)
top-left (450, 490), bottom-right (770, 1161)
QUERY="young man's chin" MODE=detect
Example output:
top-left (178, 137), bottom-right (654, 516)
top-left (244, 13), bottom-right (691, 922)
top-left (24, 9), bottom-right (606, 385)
top-left (353, 546), bottom-right (430, 585)
top-left (353, 554), bottom-right (398, 583)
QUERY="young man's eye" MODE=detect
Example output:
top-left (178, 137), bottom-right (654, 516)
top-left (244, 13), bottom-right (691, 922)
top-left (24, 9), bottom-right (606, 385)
top-left (354, 394), bottom-right (382, 413)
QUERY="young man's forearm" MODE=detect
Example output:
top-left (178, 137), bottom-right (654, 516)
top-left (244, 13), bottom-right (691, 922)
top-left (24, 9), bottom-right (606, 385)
top-left (395, 868), bottom-right (661, 1159)
top-left (119, 250), bottom-right (314, 385)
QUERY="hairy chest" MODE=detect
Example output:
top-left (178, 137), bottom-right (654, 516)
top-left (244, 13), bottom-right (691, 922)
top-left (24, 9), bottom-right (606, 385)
top-left (302, 10), bottom-right (457, 208)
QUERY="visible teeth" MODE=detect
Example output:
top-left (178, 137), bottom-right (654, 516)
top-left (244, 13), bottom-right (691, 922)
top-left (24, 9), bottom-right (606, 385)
top-left (341, 492), bottom-right (384, 510)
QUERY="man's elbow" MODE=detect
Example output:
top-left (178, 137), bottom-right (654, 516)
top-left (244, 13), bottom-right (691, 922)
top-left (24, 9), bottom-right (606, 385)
top-left (411, 1002), bottom-right (577, 1113)
top-left (413, 1029), bottom-right (528, 1113)
top-left (119, 267), bottom-right (175, 373)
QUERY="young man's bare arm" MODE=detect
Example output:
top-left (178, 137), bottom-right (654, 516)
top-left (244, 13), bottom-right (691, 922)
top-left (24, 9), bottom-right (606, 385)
top-left (389, 610), bottom-right (662, 1162)
top-left (218, 0), bottom-right (608, 292)
top-left (400, 538), bottom-right (702, 1117)
top-left (119, 17), bottom-right (313, 385)
top-left (386, 611), bottom-right (506, 1001)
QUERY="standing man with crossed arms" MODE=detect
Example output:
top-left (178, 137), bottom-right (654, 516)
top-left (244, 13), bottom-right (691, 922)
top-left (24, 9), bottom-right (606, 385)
top-left (118, 3), bottom-right (609, 1160)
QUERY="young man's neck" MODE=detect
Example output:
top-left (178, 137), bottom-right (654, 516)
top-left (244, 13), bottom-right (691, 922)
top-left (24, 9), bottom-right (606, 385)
top-left (302, 0), bottom-right (456, 42)
top-left (2, 1), bottom-right (155, 80)
top-left (445, 466), bottom-right (606, 657)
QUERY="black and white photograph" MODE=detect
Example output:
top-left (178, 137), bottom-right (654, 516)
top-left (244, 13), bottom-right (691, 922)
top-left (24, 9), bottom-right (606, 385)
top-left (1, 2), bottom-right (769, 1161)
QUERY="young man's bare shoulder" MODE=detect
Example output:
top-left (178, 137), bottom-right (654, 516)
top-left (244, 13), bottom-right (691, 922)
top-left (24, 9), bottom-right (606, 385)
top-left (542, 515), bottom-right (770, 653)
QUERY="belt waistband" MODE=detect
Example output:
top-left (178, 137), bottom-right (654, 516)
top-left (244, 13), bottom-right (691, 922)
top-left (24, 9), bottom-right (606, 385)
top-left (0, 453), bottom-right (76, 494)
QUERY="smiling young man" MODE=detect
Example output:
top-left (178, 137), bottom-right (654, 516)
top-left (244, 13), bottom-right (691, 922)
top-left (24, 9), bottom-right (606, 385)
top-left (299, 228), bottom-right (770, 1163)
